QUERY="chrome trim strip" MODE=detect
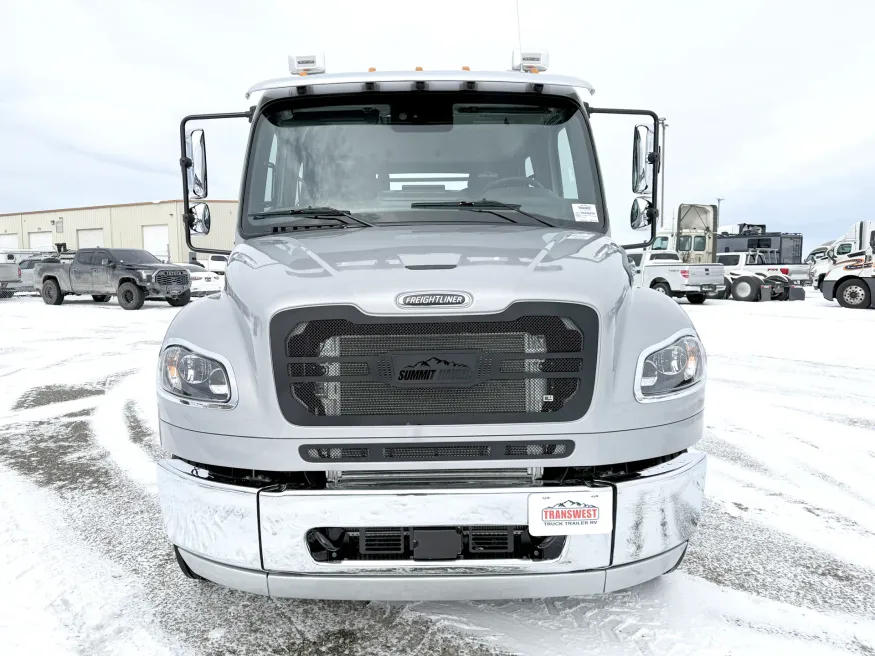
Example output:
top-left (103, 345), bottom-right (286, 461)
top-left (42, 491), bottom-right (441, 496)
top-left (176, 544), bottom-right (686, 600)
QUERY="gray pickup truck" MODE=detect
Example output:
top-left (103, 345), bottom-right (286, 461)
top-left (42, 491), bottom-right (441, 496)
top-left (33, 248), bottom-right (191, 310)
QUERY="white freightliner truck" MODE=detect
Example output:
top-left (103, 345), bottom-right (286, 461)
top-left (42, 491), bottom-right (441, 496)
top-left (820, 220), bottom-right (875, 308)
top-left (156, 52), bottom-right (707, 601)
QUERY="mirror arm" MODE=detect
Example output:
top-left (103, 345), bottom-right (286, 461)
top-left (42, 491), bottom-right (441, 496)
top-left (178, 111), bottom-right (252, 255)
top-left (589, 107), bottom-right (661, 251)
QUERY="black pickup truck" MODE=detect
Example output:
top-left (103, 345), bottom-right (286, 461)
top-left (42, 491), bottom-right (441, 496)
top-left (33, 248), bottom-right (191, 310)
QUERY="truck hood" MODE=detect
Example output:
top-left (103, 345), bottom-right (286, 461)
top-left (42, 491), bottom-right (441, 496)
top-left (228, 224), bottom-right (631, 317)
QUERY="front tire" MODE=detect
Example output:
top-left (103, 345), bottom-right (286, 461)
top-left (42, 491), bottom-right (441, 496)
top-left (836, 279), bottom-right (872, 309)
top-left (41, 279), bottom-right (64, 305)
top-left (651, 282), bottom-right (671, 296)
top-left (117, 282), bottom-right (145, 310)
top-left (166, 290), bottom-right (191, 307)
top-left (92, 294), bottom-right (111, 303)
top-left (687, 293), bottom-right (707, 305)
top-left (731, 276), bottom-right (760, 302)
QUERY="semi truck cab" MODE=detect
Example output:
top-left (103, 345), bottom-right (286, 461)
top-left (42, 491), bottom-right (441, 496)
top-left (155, 52), bottom-right (708, 600)
top-left (820, 221), bottom-right (875, 309)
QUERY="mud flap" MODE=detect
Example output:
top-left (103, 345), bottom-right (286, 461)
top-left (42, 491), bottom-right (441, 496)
top-left (759, 285), bottom-right (772, 301)
top-left (787, 286), bottom-right (806, 301)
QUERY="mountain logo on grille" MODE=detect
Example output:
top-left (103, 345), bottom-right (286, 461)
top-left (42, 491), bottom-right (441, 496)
top-left (396, 292), bottom-right (472, 308)
top-left (397, 357), bottom-right (473, 382)
top-left (391, 352), bottom-right (478, 384)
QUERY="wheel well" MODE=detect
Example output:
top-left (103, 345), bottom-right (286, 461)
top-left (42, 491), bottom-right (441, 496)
top-left (41, 275), bottom-right (59, 286)
top-left (650, 278), bottom-right (669, 288)
top-left (117, 277), bottom-right (139, 288)
top-left (834, 275), bottom-right (867, 293)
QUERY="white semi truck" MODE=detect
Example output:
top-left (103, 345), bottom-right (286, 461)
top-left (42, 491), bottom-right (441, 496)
top-left (155, 52), bottom-right (708, 600)
top-left (820, 220), bottom-right (875, 309)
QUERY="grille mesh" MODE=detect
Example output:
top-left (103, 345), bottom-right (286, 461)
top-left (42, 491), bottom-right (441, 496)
top-left (500, 358), bottom-right (582, 373)
top-left (306, 447), bottom-right (369, 460)
top-left (155, 270), bottom-right (189, 286)
top-left (382, 445), bottom-right (491, 460)
top-left (504, 443), bottom-right (567, 457)
top-left (285, 315), bottom-right (582, 419)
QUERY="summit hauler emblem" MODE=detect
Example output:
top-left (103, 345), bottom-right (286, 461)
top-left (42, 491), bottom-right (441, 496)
top-left (396, 292), bottom-right (472, 308)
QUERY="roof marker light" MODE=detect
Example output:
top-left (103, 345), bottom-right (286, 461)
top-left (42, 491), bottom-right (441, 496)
top-left (511, 49), bottom-right (550, 72)
top-left (462, 66), bottom-right (470, 71)
top-left (288, 53), bottom-right (326, 75)
top-left (368, 67), bottom-right (376, 72)
top-left (415, 66), bottom-right (423, 71)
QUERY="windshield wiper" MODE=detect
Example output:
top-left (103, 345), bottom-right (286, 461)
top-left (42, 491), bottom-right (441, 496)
top-left (249, 207), bottom-right (374, 228)
top-left (410, 200), bottom-right (555, 227)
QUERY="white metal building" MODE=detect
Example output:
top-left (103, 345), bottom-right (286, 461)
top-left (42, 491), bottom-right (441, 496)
top-left (0, 200), bottom-right (237, 262)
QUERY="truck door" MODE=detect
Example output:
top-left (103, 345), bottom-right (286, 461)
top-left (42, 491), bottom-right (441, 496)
top-left (93, 250), bottom-right (112, 292)
top-left (70, 251), bottom-right (93, 292)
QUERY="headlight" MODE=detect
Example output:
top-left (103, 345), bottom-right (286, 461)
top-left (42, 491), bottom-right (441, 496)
top-left (137, 270), bottom-right (153, 282)
top-left (160, 346), bottom-right (231, 403)
top-left (636, 334), bottom-right (705, 400)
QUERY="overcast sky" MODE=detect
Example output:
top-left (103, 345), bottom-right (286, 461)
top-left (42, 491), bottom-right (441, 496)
top-left (3, 0), bottom-right (873, 248)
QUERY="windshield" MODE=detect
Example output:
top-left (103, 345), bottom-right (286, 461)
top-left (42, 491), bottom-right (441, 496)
top-left (652, 236), bottom-right (669, 251)
top-left (111, 249), bottom-right (159, 264)
top-left (242, 92), bottom-right (604, 235)
top-left (677, 236), bottom-right (692, 252)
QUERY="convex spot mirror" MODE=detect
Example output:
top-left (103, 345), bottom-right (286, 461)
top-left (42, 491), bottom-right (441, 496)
top-left (190, 203), bottom-right (211, 236)
top-left (186, 129), bottom-right (208, 199)
top-left (632, 124), bottom-right (654, 194)
top-left (630, 197), bottom-right (653, 230)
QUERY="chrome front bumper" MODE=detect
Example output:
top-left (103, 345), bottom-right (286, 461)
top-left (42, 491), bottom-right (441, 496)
top-left (157, 452), bottom-right (706, 600)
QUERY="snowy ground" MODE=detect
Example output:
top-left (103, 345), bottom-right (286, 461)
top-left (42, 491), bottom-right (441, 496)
top-left (0, 291), bottom-right (873, 655)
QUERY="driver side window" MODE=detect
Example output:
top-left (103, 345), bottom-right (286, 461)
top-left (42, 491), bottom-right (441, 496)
top-left (836, 243), bottom-right (852, 255)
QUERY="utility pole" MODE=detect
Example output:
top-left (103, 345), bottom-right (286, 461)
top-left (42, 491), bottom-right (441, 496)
top-left (659, 118), bottom-right (667, 229)
top-left (716, 197), bottom-right (724, 223)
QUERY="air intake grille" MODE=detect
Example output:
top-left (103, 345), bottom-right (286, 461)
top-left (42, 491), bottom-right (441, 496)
top-left (469, 526), bottom-right (514, 553)
top-left (155, 270), bottom-right (189, 286)
top-left (306, 447), bottom-right (369, 461)
top-left (359, 528), bottom-right (405, 555)
top-left (270, 304), bottom-right (598, 426)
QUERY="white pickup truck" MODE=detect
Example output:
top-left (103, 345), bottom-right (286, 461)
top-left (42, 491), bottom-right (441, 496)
top-left (0, 261), bottom-right (20, 299)
top-left (628, 251), bottom-right (725, 304)
top-left (714, 252), bottom-right (807, 302)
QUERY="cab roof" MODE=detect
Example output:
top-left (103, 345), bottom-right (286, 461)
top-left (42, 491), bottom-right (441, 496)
top-left (246, 70), bottom-right (595, 101)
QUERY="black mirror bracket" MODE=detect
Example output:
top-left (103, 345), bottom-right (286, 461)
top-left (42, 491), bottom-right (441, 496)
top-left (178, 110), bottom-right (252, 255)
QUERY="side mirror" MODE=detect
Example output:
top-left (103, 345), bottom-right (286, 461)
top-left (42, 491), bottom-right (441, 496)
top-left (630, 197), bottom-right (652, 230)
top-left (632, 124), bottom-right (654, 193)
top-left (186, 129), bottom-right (208, 199)
top-left (870, 230), bottom-right (875, 251)
top-left (190, 203), bottom-right (211, 236)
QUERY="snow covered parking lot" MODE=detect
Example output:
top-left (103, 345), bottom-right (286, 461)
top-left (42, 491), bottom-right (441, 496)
top-left (1, 293), bottom-right (874, 655)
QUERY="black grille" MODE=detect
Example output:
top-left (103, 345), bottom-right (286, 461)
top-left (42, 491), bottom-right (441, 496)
top-left (155, 270), bottom-right (189, 286)
top-left (469, 526), bottom-right (514, 553)
top-left (504, 443), bottom-right (567, 457)
top-left (360, 528), bottom-right (405, 555)
top-left (305, 447), bottom-right (369, 460)
top-left (270, 303), bottom-right (598, 426)
top-left (300, 441), bottom-right (574, 463)
top-left (308, 525), bottom-right (566, 562)
top-left (383, 445), bottom-right (491, 460)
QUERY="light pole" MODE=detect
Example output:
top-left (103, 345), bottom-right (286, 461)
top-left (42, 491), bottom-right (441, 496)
top-left (716, 197), bottom-right (724, 222)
